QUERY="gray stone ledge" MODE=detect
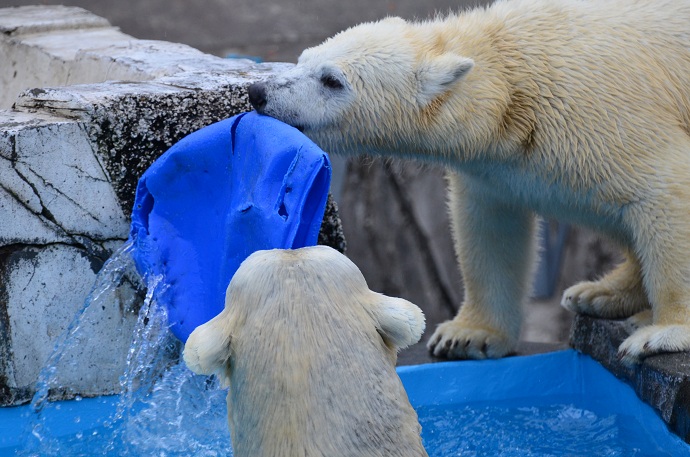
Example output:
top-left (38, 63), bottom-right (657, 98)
top-left (0, 5), bottom-right (110, 36)
top-left (570, 314), bottom-right (690, 443)
top-left (11, 60), bottom-right (291, 211)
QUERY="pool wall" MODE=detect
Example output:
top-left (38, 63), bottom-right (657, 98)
top-left (571, 314), bottom-right (690, 443)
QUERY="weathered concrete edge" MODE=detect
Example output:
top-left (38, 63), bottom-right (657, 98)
top-left (570, 314), bottom-right (690, 443)
top-left (11, 63), bottom-right (290, 212)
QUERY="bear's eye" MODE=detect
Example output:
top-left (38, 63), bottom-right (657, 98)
top-left (321, 74), bottom-right (344, 90)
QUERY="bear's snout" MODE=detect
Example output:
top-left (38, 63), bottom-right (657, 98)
top-left (248, 83), bottom-right (267, 112)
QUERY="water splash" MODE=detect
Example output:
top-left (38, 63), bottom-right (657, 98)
top-left (103, 272), bottom-right (175, 456)
top-left (15, 240), bottom-right (232, 457)
top-left (112, 363), bottom-right (230, 457)
top-left (21, 240), bottom-right (141, 454)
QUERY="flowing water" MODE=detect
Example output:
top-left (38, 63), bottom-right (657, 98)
top-left (9, 242), bottom-right (688, 456)
top-left (13, 241), bottom-right (233, 457)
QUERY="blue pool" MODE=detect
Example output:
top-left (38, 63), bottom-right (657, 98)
top-left (2, 350), bottom-right (688, 456)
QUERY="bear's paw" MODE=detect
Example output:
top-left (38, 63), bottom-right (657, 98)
top-left (618, 324), bottom-right (690, 365)
top-left (426, 320), bottom-right (514, 360)
top-left (561, 280), bottom-right (649, 319)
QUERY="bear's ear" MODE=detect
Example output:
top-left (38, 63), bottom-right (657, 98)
top-left (416, 54), bottom-right (474, 104)
top-left (370, 293), bottom-right (426, 350)
top-left (183, 313), bottom-right (233, 386)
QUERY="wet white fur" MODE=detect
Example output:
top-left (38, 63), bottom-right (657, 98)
top-left (255, 0), bottom-right (690, 363)
top-left (183, 246), bottom-right (428, 457)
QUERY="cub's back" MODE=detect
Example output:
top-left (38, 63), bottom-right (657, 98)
top-left (226, 260), bottom-right (421, 457)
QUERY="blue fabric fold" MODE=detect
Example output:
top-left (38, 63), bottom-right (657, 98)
top-left (129, 111), bottom-right (331, 341)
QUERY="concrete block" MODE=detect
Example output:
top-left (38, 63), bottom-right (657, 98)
top-left (0, 243), bottom-right (139, 404)
top-left (0, 5), bottom-right (110, 36)
top-left (0, 113), bottom-right (129, 242)
top-left (1, 5), bottom-right (265, 109)
top-left (0, 6), bottom-right (134, 109)
top-left (0, 112), bottom-right (79, 245)
top-left (0, 108), bottom-right (136, 405)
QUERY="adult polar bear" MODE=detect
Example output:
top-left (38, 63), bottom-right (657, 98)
top-left (248, 0), bottom-right (690, 363)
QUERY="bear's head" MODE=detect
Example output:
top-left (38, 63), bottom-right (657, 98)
top-left (248, 17), bottom-right (479, 158)
top-left (183, 245), bottom-right (426, 387)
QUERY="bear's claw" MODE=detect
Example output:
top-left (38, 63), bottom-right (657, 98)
top-left (426, 320), bottom-right (513, 360)
top-left (617, 324), bottom-right (690, 365)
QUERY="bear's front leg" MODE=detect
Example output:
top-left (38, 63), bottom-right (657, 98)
top-left (617, 190), bottom-right (690, 363)
top-left (427, 172), bottom-right (538, 359)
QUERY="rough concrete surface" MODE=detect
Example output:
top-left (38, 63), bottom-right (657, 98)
top-left (0, 6), bottom-right (135, 108)
top-left (0, 243), bottom-right (140, 404)
top-left (1, 114), bottom-right (128, 241)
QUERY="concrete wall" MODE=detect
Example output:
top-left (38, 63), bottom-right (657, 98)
top-left (2, 5), bottom-right (197, 109)
top-left (0, 6), bottom-right (290, 405)
top-left (0, 5), bottom-right (615, 405)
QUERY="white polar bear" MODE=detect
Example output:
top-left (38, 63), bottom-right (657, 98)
top-left (183, 246), bottom-right (428, 457)
top-left (248, 0), bottom-right (690, 364)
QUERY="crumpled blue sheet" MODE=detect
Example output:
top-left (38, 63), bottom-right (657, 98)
top-left (129, 111), bottom-right (331, 341)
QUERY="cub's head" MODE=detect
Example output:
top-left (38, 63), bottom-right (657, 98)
top-left (248, 17), bottom-right (475, 156)
top-left (183, 246), bottom-right (426, 386)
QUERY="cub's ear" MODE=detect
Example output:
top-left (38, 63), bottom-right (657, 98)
top-left (183, 314), bottom-right (233, 386)
top-left (370, 293), bottom-right (426, 350)
top-left (416, 54), bottom-right (474, 104)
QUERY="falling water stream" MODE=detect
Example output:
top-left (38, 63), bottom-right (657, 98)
top-left (15, 241), bottom-right (232, 457)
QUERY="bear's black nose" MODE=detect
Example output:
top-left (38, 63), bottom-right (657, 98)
top-left (248, 83), bottom-right (267, 112)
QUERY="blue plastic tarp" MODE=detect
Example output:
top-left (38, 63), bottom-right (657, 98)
top-left (128, 112), bottom-right (331, 341)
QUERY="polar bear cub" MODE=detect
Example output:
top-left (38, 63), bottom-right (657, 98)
top-left (183, 246), bottom-right (428, 457)
top-left (249, 0), bottom-right (690, 363)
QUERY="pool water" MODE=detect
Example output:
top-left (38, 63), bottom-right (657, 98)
top-left (419, 399), bottom-right (677, 457)
top-left (2, 244), bottom-right (688, 456)
top-left (5, 352), bottom-right (690, 456)
top-left (399, 351), bottom-right (690, 457)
